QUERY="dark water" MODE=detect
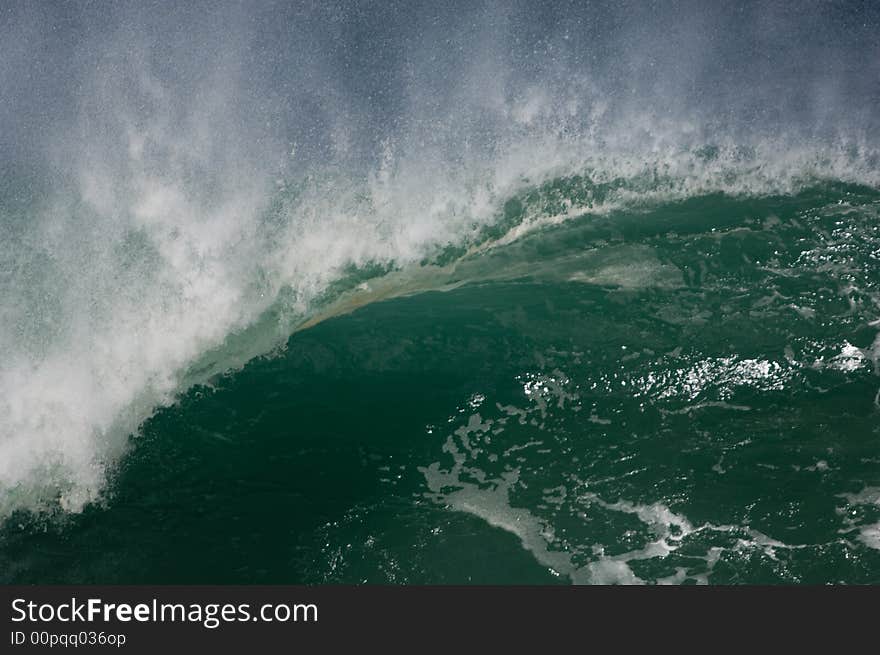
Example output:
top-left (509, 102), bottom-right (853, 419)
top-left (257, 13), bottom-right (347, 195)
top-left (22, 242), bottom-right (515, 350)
top-left (4, 180), bottom-right (879, 584)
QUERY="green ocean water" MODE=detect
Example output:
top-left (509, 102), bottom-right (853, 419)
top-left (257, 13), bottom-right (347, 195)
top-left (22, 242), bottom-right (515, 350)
top-left (3, 178), bottom-right (880, 584)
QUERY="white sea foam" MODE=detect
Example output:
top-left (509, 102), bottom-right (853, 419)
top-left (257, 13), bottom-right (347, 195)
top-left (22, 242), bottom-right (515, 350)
top-left (419, 369), bottom-right (821, 584)
top-left (837, 487), bottom-right (880, 551)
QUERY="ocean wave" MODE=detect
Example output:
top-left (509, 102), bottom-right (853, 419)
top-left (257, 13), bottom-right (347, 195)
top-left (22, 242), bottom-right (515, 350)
top-left (2, 150), bottom-right (878, 519)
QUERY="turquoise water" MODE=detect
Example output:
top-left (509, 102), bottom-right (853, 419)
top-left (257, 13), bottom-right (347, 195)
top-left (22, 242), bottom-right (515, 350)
top-left (3, 178), bottom-right (879, 584)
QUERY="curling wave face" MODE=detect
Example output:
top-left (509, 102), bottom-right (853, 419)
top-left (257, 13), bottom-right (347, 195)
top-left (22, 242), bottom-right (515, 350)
top-left (1, 1), bottom-right (879, 527)
top-left (2, 144), bottom-right (878, 519)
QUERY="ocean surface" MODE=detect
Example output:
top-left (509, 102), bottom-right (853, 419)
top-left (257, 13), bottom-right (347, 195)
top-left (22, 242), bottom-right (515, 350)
top-left (1, 2), bottom-right (879, 584)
